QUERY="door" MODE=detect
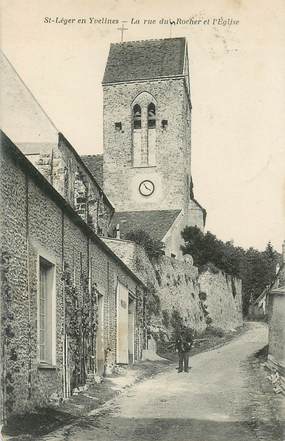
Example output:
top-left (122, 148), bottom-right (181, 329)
top-left (116, 282), bottom-right (129, 364)
top-left (128, 297), bottom-right (135, 364)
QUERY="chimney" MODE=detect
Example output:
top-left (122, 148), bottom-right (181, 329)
top-left (282, 240), bottom-right (285, 264)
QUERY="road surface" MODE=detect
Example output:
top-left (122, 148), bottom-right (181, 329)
top-left (42, 322), bottom-right (282, 441)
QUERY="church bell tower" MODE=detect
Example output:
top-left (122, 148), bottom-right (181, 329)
top-left (102, 37), bottom-right (205, 231)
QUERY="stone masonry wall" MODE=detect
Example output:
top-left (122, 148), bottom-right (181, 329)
top-left (0, 135), bottom-right (145, 418)
top-left (198, 269), bottom-right (243, 330)
top-left (103, 239), bottom-right (243, 339)
top-left (103, 78), bottom-right (192, 213)
top-left (267, 289), bottom-right (285, 368)
top-left (21, 135), bottom-right (113, 237)
top-left (53, 135), bottom-right (114, 236)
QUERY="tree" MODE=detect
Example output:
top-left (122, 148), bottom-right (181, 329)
top-left (181, 227), bottom-right (280, 316)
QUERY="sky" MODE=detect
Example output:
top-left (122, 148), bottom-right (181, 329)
top-left (1, 0), bottom-right (285, 252)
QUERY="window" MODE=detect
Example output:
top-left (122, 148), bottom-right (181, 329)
top-left (148, 103), bottom-right (156, 128)
top-left (39, 257), bottom-right (55, 365)
top-left (132, 93), bottom-right (157, 167)
top-left (115, 122), bottom-right (122, 131)
top-left (133, 104), bottom-right (141, 129)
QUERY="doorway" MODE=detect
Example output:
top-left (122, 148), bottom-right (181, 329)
top-left (128, 297), bottom-right (135, 364)
top-left (116, 282), bottom-right (135, 365)
top-left (96, 294), bottom-right (104, 375)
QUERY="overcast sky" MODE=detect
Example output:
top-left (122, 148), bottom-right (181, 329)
top-left (2, 0), bottom-right (285, 252)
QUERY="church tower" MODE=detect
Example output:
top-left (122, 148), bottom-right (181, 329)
top-left (102, 38), bottom-right (205, 255)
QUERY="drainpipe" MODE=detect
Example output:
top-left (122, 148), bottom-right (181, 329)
top-left (25, 175), bottom-right (32, 401)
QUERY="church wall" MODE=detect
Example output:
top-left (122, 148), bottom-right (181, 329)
top-left (103, 78), bottom-right (191, 213)
top-left (186, 199), bottom-right (205, 230)
top-left (162, 211), bottom-right (192, 259)
top-left (0, 134), bottom-right (146, 418)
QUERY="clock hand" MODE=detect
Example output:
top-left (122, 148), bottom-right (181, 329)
top-left (144, 183), bottom-right (151, 191)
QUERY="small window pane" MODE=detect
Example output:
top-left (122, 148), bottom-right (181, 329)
top-left (133, 104), bottom-right (141, 129)
top-left (148, 103), bottom-right (156, 128)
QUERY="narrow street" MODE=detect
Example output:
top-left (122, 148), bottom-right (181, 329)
top-left (40, 323), bottom-right (283, 441)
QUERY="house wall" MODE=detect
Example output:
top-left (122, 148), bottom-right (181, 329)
top-left (0, 51), bottom-right (113, 237)
top-left (24, 134), bottom-right (113, 237)
top-left (267, 288), bottom-right (285, 376)
top-left (0, 134), bottom-right (145, 418)
top-left (0, 52), bottom-right (58, 146)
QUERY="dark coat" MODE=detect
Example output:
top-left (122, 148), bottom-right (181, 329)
top-left (175, 332), bottom-right (193, 353)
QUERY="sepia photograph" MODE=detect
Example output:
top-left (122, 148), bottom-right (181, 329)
top-left (0, 1), bottom-right (284, 440)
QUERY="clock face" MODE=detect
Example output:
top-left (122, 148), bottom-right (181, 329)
top-left (139, 180), bottom-right (155, 196)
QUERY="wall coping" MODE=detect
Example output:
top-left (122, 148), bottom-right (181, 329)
top-left (270, 286), bottom-right (285, 296)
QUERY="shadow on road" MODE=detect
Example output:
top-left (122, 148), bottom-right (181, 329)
top-left (64, 415), bottom-right (272, 441)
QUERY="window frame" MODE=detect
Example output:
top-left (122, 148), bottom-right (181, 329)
top-left (37, 254), bottom-right (56, 368)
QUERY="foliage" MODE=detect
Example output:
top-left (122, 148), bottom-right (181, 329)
top-left (203, 326), bottom-right (225, 338)
top-left (181, 227), bottom-right (281, 315)
top-left (125, 229), bottom-right (165, 260)
top-left (63, 263), bottom-right (98, 389)
top-left (170, 309), bottom-right (184, 331)
top-left (1, 250), bottom-right (16, 415)
top-left (161, 310), bottom-right (170, 328)
top-left (144, 282), bottom-right (161, 318)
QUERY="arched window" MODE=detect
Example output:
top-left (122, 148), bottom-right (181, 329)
top-left (133, 104), bottom-right (141, 129)
top-left (148, 103), bottom-right (156, 128)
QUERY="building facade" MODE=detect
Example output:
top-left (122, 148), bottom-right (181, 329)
top-left (0, 131), bottom-right (147, 421)
top-left (100, 38), bottom-right (206, 258)
top-left (267, 242), bottom-right (285, 393)
top-left (0, 50), bottom-right (113, 237)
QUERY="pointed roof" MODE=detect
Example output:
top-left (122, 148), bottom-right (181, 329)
top-left (110, 209), bottom-right (181, 241)
top-left (103, 38), bottom-right (187, 84)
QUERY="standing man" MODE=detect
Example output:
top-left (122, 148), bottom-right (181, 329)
top-left (176, 327), bottom-right (193, 373)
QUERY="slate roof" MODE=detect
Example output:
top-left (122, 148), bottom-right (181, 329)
top-left (110, 209), bottom-right (181, 241)
top-left (81, 154), bottom-right (103, 188)
top-left (103, 38), bottom-right (186, 84)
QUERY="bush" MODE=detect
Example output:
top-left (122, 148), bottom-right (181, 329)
top-left (125, 230), bottom-right (165, 260)
top-left (204, 326), bottom-right (225, 338)
top-left (161, 310), bottom-right (170, 328)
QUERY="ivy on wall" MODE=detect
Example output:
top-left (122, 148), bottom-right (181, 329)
top-left (63, 263), bottom-right (99, 391)
top-left (1, 250), bottom-right (17, 417)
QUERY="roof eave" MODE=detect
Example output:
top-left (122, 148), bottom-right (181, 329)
top-left (1, 131), bottom-right (144, 287)
top-left (102, 74), bottom-right (186, 86)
